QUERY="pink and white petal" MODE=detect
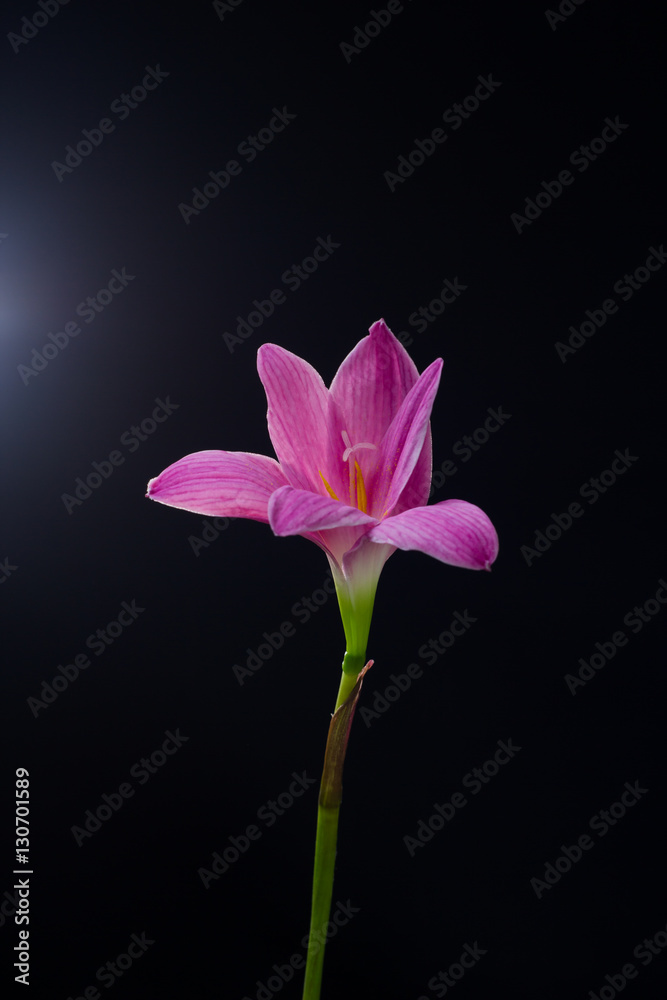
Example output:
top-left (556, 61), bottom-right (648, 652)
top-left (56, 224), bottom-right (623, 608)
top-left (257, 344), bottom-right (334, 494)
top-left (340, 531), bottom-right (396, 585)
top-left (146, 450), bottom-right (288, 522)
top-left (370, 358), bottom-right (443, 517)
top-left (269, 485), bottom-right (377, 536)
top-left (329, 319), bottom-right (420, 448)
top-left (367, 499), bottom-right (499, 571)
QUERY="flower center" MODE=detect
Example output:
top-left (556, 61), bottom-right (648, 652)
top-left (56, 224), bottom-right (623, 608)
top-left (318, 432), bottom-right (377, 514)
top-left (341, 431), bottom-right (376, 513)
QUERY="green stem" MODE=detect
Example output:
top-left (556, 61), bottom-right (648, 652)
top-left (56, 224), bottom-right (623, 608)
top-left (301, 804), bottom-right (340, 1000)
top-left (301, 660), bottom-right (372, 1000)
top-left (335, 665), bottom-right (358, 710)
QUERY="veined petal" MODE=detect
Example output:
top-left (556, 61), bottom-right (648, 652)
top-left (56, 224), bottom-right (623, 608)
top-left (329, 319), bottom-right (420, 447)
top-left (269, 485), bottom-right (377, 536)
top-left (394, 423), bottom-right (433, 515)
top-left (146, 450), bottom-right (288, 522)
top-left (367, 499), bottom-right (499, 570)
top-left (371, 358), bottom-right (443, 517)
top-left (257, 344), bottom-right (335, 494)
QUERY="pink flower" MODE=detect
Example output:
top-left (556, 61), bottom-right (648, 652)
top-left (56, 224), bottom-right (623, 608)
top-left (147, 320), bottom-right (498, 676)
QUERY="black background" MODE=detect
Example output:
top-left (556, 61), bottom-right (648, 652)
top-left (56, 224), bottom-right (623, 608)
top-left (1, 1), bottom-right (666, 998)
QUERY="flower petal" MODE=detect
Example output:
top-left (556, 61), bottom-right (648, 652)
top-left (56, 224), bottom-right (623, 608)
top-left (329, 319), bottom-right (420, 447)
top-left (370, 358), bottom-right (443, 517)
top-left (367, 499), bottom-right (499, 570)
top-left (269, 485), bottom-right (377, 536)
top-left (146, 450), bottom-right (288, 521)
top-left (257, 344), bottom-right (337, 494)
top-left (394, 422), bottom-right (433, 515)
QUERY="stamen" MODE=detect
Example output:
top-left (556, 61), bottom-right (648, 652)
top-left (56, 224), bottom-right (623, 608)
top-left (355, 460), bottom-right (368, 513)
top-left (340, 430), bottom-right (378, 510)
top-left (319, 470), bottom-right (339, 501)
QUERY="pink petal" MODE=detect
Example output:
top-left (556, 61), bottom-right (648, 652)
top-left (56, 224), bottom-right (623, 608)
top-left (257, 344), bottom-right (340, 494)
top-left (394, 423), bottom-right (433, 516)
top-left (367, 499), bottom-right (499, 570)
top-left (329, 319), bottom-right (420, 447)
top-left (370, 358), bottom-right (443, 517)
top-left (269, 485), bottom-right (377, 536)
top-left (146, 450), bottom-right (288, 521)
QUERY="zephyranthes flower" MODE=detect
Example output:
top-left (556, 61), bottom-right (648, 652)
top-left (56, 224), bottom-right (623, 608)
top-left (147, 318), bottom-right (498, 999)
top-left (147, 319), bottom-right (498, 683)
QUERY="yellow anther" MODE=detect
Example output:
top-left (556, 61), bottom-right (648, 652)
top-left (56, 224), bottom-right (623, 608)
top-left (319, 470), bottom-right (339, 501)
top-left (355, 461), bottom-right (368, 513)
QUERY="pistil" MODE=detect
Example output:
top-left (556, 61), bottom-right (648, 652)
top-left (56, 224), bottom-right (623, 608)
top-left (341, 431), bottom-right (376, 513)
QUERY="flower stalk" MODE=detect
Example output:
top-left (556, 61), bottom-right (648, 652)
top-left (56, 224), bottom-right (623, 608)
top-left (302, 661), bottom-right (372, 1000)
